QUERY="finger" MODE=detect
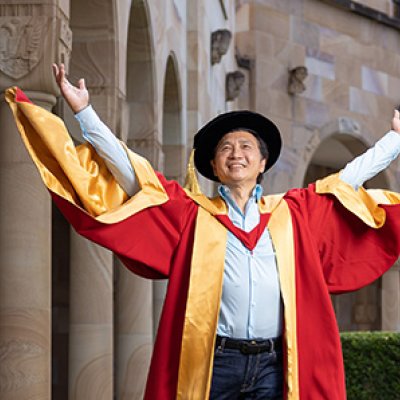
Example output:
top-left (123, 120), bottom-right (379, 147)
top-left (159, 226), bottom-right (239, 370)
top-left (52, 63), bottom-right (62, 85)
top-left (52, 63), bottom-right (59, 77)
top-left (59, 63), bottom-right (66, 82)
top-left (78, 78), bottom-right (86, 91)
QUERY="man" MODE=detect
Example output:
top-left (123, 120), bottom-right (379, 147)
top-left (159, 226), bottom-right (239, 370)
top-left (5, 64), bottom-right (400, 400)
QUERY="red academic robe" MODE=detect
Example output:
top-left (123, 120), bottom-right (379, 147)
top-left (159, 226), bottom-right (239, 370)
top-left (6, 87), bottom-right (400, 400)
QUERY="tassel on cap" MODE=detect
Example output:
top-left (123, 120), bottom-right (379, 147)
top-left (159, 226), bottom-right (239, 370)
top-left (184, 149), bottom-right (202, 195)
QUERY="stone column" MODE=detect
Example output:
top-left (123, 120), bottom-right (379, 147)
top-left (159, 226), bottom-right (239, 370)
top-left (64, 2), bottom-right (121, 395)
top-left (353, 282), bottom-right (380, 331)
top-left (0, 91), bottom-right (55, 400)
top-left (116, 261), bottom-right (153, 400)
top-left (382, 262), bottom-right (400, 331)
top-left (0, 2), bottom-right (71, 398)
top-left (68, 231), bottom-right (113, 400)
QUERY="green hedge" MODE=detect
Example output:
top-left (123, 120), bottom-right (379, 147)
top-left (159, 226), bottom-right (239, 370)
top-left (341, 332), bottom-right (400, 400)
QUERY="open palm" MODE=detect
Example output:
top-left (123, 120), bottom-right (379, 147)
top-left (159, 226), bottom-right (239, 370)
top-left (52, 63), bottom-right (89, 113)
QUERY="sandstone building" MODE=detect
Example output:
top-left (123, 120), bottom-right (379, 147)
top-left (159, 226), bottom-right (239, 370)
top-left (0, 0), bottom-right (399, 398)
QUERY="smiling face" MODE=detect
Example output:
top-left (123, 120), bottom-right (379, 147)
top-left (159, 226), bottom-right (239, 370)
top-left (211, 130), bottom-right (267, 188)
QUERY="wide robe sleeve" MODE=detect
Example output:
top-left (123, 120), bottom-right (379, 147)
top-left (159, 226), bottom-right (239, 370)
top-left (5, 87), bottom-right (195, 279)
top-left (286, 172), bottom-right (400, 294)
top-left (275, 174), bottom-right (400, 400)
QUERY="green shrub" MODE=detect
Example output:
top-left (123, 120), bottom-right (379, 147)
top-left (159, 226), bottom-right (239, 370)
top-left (341, 332), bottom-right (400, 400)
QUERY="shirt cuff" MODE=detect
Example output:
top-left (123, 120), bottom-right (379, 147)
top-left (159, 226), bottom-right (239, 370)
top-left (74, 105), bottom-right (102, 132)
top-left (379, 130), bottom-right (400, 156)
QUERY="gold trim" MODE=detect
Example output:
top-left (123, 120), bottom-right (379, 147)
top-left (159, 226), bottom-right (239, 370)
top-left (176, 207), bottom-right (227, 399)
top-left (259, 193), bottom-right (285, 214)
top-left (316, 173), bottom-right (386, 228)
top-left (97, 146), bottom-right (169, 223)
top-left (176, 194), bottom-right (294, 399)
top-left (184, 190), bottom-right (228, 215)
top-left (6, 87), bottom-right (168, 224)
top-left (268, 200), bottom-right (299, 399)
top-left (368, 189), bottom-right (400, 205)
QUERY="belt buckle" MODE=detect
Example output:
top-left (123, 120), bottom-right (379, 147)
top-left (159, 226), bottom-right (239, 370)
top-left (240, 340), bottom-right (259, 355)
top-left (240, 339), bottom-right (275, 355)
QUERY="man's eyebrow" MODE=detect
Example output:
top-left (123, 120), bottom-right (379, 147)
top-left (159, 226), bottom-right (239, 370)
top-left (216, 140), bottom-right (232, 147)
top-left (218, 138), bottom-right (254, 146)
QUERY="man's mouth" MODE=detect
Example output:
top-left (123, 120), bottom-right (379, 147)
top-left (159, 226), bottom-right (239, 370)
top-left (228, 163), bottom-right (245, 169)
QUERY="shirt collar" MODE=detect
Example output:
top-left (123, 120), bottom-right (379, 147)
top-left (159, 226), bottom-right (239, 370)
top-left (218, 184), bottom-right (263, 202)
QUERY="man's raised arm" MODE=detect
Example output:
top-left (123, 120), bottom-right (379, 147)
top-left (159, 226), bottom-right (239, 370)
top-left (53, 63), bottom-right (139, 196)
top-left (339, 110), bottom-right (400, 189)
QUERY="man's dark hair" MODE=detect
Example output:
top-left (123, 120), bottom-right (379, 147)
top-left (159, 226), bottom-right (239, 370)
top-left (227, 128), bottom-right (269, 184)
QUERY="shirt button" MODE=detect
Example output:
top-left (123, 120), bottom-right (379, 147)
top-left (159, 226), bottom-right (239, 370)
top-left (251, 302), bottom-right (255, 307)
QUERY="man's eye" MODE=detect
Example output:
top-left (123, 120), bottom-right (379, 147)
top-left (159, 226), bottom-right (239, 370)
top-left (219, 145), bottom-right (231, 152)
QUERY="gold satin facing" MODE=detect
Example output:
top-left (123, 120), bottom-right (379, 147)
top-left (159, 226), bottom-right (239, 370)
top-left (316, 172), bottom-right (400, 227)
top-left (176, 193), bottom-right (300, 400)
top-left (176, 207), bottom-right (227, 399)
top-left (268, 201), bottom-right (299, 400)
top-left (316, 173), bottom-right (385, 228)
top-left (5, 87), bottom-right (168, 223)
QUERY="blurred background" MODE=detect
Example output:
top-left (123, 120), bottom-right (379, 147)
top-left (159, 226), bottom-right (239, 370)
top-left (0, 0), bottom-right (399, 398)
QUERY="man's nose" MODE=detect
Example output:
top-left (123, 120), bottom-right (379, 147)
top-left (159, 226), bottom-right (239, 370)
top-left (229, 145), bottom-right (242, 158)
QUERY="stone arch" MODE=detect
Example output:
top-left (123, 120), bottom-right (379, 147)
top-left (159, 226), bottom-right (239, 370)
top-left (304, 133), bottom-right (389, 190)
top-left (161, 52), bottom-right (184, 180)
top-left (125, 0), bottom-right (159, 166)
top-left (300, 117), bottom-right (390, 190)
top-left (303, 119), bottom-right (392, 332)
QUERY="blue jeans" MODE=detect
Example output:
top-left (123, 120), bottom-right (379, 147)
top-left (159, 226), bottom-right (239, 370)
top-left (209, 342), bottom-right (283, 400)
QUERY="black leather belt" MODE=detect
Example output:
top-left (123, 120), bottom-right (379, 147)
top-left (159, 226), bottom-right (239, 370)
top-left (215, 335), bottom-right (281, 355)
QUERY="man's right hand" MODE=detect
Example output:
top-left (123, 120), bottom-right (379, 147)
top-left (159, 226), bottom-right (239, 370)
top-left (52, 63), bottom-right (89, 114)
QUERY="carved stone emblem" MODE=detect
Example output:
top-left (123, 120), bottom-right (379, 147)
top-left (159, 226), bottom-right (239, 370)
top-left (0, 17), bottom-right (47, 79)
top-left (211, 29), bottom-right (232, 65)
top-left (338, 117), bottom-right (361, 135)
top-left (226, 71), bottom-right (245, 101)
top-left (288, 66), bottom-right (308, 95)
